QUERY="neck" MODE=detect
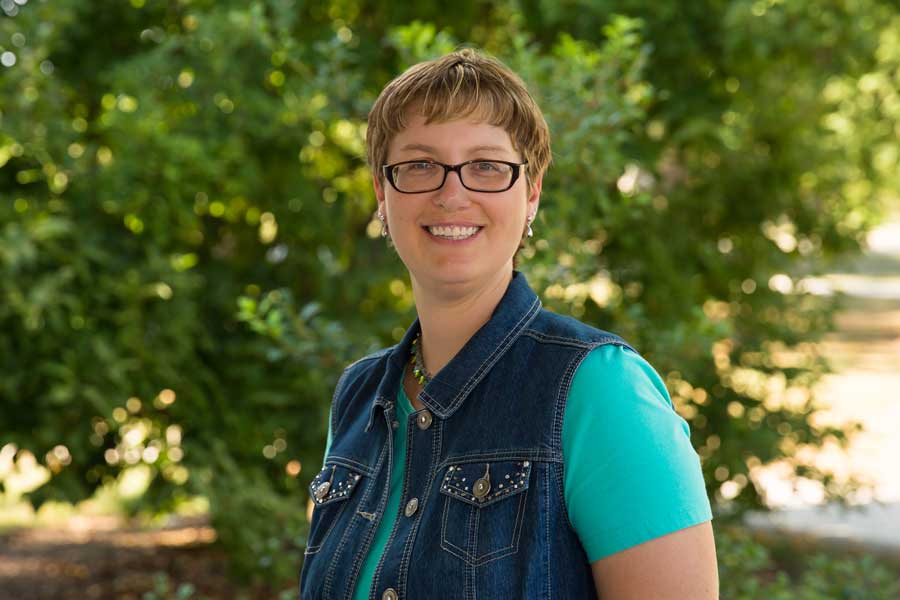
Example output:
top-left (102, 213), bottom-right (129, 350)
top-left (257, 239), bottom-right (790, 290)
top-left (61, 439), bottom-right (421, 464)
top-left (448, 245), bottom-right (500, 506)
top-left (410, 269), bottom-right (513, 377)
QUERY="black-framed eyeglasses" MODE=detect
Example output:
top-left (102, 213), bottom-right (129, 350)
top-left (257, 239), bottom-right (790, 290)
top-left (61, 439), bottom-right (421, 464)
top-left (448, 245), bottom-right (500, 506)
top-left (382, 159), bottom-right (528, 194)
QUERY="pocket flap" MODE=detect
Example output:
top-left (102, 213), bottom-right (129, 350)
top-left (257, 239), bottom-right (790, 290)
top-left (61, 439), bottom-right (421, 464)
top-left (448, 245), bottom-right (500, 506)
top-left (309, 464), bottom-right (362, 507)
top-left (439, 460), bottom-right (532, 508)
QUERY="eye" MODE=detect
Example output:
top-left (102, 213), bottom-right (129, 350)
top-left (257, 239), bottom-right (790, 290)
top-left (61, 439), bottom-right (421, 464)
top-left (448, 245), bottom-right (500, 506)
top-left (472, 161), bottom-right (502, 172)
top-left (408, 161), bottom-right (437, 171)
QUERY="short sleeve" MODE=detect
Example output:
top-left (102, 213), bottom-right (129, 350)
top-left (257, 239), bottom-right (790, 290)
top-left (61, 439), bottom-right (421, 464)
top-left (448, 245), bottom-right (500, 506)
top-left (562, 344), bottom-right (712, 562)
top-left (322, 405), bottom-right (333, 462)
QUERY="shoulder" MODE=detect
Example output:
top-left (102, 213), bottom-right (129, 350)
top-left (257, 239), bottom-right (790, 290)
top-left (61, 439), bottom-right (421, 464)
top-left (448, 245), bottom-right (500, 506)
top-left (329, 346), bottom-right (394, 426)
top-left (524, 308), bottom-right (632, 351)
top-left (561, 345), bottom-right (712, 562)
top-left (564, 344), bottom-right (680, 450)
top-left (571, 344), bottom-right (670, 409)
top-left (335, 346), bottom-right (393, 394)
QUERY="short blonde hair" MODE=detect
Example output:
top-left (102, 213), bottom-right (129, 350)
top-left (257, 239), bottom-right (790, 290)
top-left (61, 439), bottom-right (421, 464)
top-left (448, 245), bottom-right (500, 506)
top-left (366, 48), bottom-right (551, 189)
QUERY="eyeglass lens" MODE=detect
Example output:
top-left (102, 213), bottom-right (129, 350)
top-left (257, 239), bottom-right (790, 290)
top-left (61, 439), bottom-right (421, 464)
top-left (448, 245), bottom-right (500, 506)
top-left (392, 161), bottom-right (514, 192)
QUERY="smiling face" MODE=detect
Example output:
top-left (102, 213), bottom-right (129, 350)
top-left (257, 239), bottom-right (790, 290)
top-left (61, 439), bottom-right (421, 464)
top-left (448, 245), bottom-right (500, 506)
top-left (375, 113), bottom-right (541, 296)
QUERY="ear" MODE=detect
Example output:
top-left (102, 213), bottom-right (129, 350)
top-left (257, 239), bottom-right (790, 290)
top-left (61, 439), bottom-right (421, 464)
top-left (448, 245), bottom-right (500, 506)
top-left (526, 173), bottom-right (542, 220)
top-left (373, 173), bottom-right (386, 216)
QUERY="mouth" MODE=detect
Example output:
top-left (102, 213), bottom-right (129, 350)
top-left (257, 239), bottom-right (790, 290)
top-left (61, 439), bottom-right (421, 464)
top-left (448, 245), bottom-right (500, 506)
top-left (422, 225), bottom-right (484, 241)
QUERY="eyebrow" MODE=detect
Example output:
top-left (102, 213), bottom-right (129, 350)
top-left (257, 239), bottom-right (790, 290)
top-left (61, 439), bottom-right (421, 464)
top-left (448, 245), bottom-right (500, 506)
top-left (397, 143), bottom-right (513, 155)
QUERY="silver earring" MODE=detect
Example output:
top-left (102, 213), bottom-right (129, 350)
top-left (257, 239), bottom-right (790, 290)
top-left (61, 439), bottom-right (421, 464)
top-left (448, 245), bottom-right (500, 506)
top-left (378, 212), bottom-right (388, 238)
top-left (526, 215), bottom-right (535, 238)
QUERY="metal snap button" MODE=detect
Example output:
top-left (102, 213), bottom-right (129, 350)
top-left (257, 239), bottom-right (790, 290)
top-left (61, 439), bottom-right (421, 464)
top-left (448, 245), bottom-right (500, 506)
top-left (382, 588), bottom-right (398, 600)
top-left (472, 478), bottom-right (490, 499)
top-left (473, 464), bottom-right (491, 499)
top-left (404, 497), bottom-right (419, 517)
top-left (416, 410), bottom-right (433, 430)
top-left (314, 481), bottom-right (331, 501)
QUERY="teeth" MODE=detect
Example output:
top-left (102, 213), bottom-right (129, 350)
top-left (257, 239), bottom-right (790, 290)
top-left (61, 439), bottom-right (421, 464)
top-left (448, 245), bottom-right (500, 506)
top-left (427, 225), bottom-right (480, 240)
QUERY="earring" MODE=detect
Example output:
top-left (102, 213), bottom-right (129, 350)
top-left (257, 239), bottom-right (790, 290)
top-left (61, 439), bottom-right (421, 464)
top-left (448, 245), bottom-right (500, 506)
top-left (378, 212), bottom-right (388, 238)
top-left (526, 214), bottom-right (535, 238)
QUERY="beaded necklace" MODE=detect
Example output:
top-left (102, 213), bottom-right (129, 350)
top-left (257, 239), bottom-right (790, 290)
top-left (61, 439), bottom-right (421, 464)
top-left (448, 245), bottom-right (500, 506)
top-left (410, 331), bottom-right (432, 385)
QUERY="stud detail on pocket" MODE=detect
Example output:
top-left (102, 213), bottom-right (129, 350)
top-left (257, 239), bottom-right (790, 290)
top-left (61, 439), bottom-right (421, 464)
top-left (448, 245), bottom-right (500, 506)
top-left (441, 461), bottom-right (531, 506)
top-left (309, 464), bottom-right (362, 506)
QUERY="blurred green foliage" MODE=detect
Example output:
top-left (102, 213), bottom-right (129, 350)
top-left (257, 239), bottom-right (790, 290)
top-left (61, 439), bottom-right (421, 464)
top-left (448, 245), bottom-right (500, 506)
top-left (1, 0), bottom-right (899, 585)
top-left (141, 528), bottom-right (900, 600)
top-left (716, 527), bottom-right (900, 599)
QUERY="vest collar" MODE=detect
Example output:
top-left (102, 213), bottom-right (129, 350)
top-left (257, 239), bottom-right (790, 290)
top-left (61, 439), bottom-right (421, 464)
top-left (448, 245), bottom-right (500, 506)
top-left (370, 271), bottom-right (541, 423)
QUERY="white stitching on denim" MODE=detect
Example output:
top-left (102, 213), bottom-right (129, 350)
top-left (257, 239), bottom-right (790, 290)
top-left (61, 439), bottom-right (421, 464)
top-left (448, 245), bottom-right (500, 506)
top-left (521, 331), bottom-right (594, 348)
top-left (544, 462), bottom-right (551, 599)
top-left (471, 484), bottom-right (528, 566)
top-left (441, 462), bottom-right (532, 508)
top-left (308, 466), bottom-right (362, 507)
top-left (304, 495), bottom-right (351, 556)
top-left (437, 450), bottom-right (559, 468)
top-left (466, 551), bottom-right (476, 600)
top-left (421, 296), bottom-right (541, 416)
top-left (326, 455), bottom-right (375, 476)
top-left (553, 340), bottom-right (629, 535)
top-left (457, 297), bottom-right (541, 398)
top-left (522, 329), bottom-right (633, 349)
top-left (394, 414), bottom-right (417, 597)
top-left (396, 412), bottom-right (441, 596)
top-left (336, 347), bottom-right (394, 432)
top-left (553, 348), bottom-right (583, 534)
top-left (438, 462), bottom-right (531, 567)
top-left (441, 494), bottom-right (471, 559)
top-left (472, 496), bottom-right (481, 560)
top-left (322, 444), bottom-right (387, 599)
top-left (340, 441), bottom-right (388, 600)
top-left (369, 408), bottom-right (400, 596)
top-left (306, 466), bottom-right (363, 554)
top-left (330, 367), bottom-right (352, 438)
top-left (374, 416), bottom-right (413, 562)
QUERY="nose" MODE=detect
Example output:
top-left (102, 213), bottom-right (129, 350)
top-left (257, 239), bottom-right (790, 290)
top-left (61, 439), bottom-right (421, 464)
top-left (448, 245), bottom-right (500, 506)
top-left (434, 169), bottom-right (469, 210)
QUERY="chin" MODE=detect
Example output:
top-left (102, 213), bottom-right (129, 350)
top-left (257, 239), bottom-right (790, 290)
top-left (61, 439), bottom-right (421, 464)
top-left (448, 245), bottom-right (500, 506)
top-left (407, 262), bottom-right (475, 287)
top-left (430, 267), bottom-right (481, 285)
top-left (419, 262), bottom-right (513, 291)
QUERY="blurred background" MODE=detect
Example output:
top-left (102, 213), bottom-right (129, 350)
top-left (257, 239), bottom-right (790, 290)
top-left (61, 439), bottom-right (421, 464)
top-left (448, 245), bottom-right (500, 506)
top-left (1, 0), bottom-right (899, 598)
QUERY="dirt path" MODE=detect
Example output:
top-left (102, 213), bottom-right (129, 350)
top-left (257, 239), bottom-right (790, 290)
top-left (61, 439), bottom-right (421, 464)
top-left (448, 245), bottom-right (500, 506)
top-left (0, 516), bottom-right (287, 600)
top-left (747, 216), bottom-right (900, 553)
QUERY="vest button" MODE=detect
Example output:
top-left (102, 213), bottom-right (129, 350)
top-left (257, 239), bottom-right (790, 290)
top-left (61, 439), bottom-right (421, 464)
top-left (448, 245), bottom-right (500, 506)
top-left (314, 481), bottom-right (331, 501)
top-left (473, 477), bottom-right (490, 499)
top-left (416, 409), bottom-right (433, 430)
top-left (404, 497), bottom-right (419, 517)
top-left (382, 588), bottom-right (399, 600)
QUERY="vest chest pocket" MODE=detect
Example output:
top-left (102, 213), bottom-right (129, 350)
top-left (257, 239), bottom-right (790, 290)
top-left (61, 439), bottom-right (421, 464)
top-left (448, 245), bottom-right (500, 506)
top-left (305, 463), bottom-right (363, 555)
top-left (439, 459), bottom-right (532, 566)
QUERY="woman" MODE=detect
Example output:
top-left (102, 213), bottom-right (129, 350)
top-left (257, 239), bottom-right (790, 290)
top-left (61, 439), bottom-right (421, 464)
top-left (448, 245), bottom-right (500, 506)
top-left (300, 49), bottom-right (718, 600)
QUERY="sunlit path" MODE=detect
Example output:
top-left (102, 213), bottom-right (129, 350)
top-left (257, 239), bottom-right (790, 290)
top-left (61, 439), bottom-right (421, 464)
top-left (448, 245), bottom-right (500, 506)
top-left (748, 214), bottom-right (900, 552)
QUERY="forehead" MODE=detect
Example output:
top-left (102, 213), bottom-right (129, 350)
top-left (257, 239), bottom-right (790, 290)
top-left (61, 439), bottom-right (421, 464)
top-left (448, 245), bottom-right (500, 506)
top-left (388, 112), bottom-right (516, 159)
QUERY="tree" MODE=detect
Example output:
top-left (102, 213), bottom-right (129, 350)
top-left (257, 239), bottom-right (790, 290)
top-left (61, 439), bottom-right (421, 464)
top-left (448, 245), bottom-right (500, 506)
top-left (1, 0), bottom-right (898, 584)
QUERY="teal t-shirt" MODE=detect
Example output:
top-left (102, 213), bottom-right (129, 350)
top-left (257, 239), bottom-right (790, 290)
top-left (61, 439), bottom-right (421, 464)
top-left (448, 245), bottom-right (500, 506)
top-left (321, 345), bottom-right (712, 599)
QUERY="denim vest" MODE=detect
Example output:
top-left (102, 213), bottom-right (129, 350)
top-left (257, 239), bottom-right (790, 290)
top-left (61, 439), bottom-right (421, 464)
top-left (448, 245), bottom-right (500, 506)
top-left (300, 272), bottom-right (632, 600)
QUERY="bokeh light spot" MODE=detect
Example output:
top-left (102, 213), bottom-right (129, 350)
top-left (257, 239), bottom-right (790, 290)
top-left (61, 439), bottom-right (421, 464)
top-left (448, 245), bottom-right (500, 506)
top-left (178, 69), bottom-right (194, 88)
top-left (126, 397), bottom-right (142, 413)
top-left (159, 389), bottom-right (176, 406)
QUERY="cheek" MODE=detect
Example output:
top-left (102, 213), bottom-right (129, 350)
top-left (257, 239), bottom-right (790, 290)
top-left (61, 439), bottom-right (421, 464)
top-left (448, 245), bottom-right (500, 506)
top-left (491, 196), bottom-right (528, 226)
top-left (385, 200), bottom-right (421, 238)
